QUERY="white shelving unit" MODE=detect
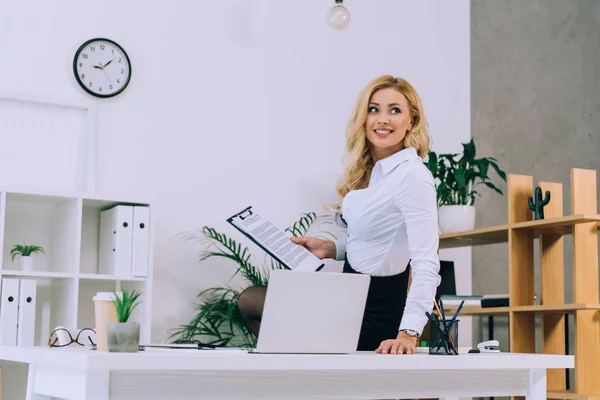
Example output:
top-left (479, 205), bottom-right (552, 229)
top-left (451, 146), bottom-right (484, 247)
top-left (0, 188), bottom-right (154, 347)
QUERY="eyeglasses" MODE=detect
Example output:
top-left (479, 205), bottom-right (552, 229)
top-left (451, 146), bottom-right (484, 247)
top-left (48, 327), bottom-right (96, 348)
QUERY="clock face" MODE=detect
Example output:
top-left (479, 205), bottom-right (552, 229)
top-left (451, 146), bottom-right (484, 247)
top-left (73, 38), bottom-right (131, 98)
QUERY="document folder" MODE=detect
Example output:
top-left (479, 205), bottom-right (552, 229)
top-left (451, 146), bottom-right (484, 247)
top-left (0, 278), bottom-right (20, 346)
top-left (131, 205), bottom-right (150, 277)
top-left (98, 205), bottom-right (134, 276)
top-left (227, 206), bottom-right (325, 272)
top-left (17, 279), bottom-right (37, 346)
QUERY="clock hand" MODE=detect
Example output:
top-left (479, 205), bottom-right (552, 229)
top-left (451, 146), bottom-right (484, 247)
top-left (93, 65), bottom-right (102, 69)
top-left (102, 69), bottom-right (113, 87)
top-left (103, 59), bottom-right (114, 68)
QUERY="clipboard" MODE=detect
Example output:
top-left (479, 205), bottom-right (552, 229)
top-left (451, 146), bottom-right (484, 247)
top-left (227, 206), bottom-right (325, 272)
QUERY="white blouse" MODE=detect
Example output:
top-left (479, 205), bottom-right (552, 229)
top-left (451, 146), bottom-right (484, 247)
top-left (333, 146), bottom-right (441, 335)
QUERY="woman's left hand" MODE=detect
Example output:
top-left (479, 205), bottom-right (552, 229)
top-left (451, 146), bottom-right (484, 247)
top-left (375, 331), bottom-right (417, 355)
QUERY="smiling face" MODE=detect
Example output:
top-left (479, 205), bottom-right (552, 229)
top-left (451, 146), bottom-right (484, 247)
top-left (365, 88), bottom-right (414, 161)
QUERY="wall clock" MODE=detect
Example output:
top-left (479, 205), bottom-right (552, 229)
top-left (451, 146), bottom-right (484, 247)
top-left (73, 38), bottom-right (132, 98)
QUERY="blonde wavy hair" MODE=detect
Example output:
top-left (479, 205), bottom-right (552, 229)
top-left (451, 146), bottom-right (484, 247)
top-left (328, 75), bottom-right (431, 211)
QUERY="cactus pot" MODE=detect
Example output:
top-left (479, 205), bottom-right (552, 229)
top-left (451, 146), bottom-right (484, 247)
top-left (438, 205), bottom-right (476, 234)
top-left (107, 322), bottom-right (140, 353)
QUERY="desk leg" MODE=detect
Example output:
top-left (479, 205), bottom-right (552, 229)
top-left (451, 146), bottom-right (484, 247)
top-left (526, 369), bottom-right (546, 400)
top-left (25, 365), bottom-right (50, 400)
top-left (489, 315), bottom-right (495, 400)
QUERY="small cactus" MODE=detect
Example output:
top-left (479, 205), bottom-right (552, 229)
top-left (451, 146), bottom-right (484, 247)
top-left (528, 186), bottom-right (551, 220)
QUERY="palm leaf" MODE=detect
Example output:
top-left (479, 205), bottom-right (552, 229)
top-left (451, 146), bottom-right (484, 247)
top-left (198, 226), bottom-right (266, 287)
top-left (168, 286), bottom-right (256, 347)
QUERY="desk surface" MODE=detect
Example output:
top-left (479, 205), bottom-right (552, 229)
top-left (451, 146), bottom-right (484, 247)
top-left (0, 345), bottom-right (574, 371)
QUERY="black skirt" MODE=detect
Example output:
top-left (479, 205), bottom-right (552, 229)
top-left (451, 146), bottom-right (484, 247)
top-left (343, 258), bottom-right (410, 351)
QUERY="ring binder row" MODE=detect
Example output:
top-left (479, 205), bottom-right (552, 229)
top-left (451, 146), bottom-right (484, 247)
top-left (98, 205), bottom-right (150, 277)
top-left (0, 278), bottom-right (37, 346)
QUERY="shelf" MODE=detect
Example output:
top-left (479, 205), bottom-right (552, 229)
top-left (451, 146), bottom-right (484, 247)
top-left (439, 214), bottom-right (600, 249)
top-left (0, 270), bottom-right (75, 279)
top-left (445, 303), bottom-right (600, 316)
top-left (0, 188), bottom-right (153, 349)
top-left (2, 192), bottom-right (81, 273)
top-left (547, 391), bottom-right (600, 400)
top-left (0, 271), bottom-right (145, 281)
top-left (78, 273), bottom-right (146, 281)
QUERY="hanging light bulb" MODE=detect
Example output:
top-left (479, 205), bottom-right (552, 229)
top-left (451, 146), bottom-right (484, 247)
top-left (327, 0), bottom-right (351, 31)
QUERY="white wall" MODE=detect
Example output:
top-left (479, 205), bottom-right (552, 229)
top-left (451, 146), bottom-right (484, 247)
top-left (0, 0), bottom-right (471, 369)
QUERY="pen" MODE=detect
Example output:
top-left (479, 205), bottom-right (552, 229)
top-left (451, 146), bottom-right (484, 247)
top-left (433, 299), bottom-right (447, 330)
top-left (438, 300), bottom-right (464, 354)
top-left (172, 339), bottom-right (216, 349)
top-left (445, 300), bottom-right (465, 331)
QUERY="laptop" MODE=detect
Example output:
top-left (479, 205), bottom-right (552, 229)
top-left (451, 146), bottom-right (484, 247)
top-left (249, 269), bottom-right (370, 354)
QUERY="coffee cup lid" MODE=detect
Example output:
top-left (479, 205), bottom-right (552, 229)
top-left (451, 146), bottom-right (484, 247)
top-left (93, 292), bottom-right (118, 301)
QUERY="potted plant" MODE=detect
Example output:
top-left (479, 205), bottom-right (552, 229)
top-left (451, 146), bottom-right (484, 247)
top-left (10, 243), bottom-right (45, 271)
top-left (424, 138), bottom-right (507, 233)
top-left (107, 288), bottom-right (142, 352)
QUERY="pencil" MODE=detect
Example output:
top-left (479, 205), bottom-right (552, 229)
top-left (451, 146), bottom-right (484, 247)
top-left (433, 299), bottom-right (443, 318)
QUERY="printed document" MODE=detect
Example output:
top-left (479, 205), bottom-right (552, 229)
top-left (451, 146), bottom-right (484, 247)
top-left (227, 206), bottom-right (324, 272)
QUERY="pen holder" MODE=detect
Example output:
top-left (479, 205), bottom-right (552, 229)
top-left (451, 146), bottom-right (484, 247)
top-left (428, 319), bottom-right (459, 355)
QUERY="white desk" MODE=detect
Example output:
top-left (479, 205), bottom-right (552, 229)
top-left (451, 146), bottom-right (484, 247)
top-left (0, 346), bottom-right (573, 400)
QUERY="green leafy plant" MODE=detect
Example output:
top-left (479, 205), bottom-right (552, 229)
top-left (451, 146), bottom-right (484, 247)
top-left (112, 288), bottom-right (142, 323)
top-left (169, 212), bottom-right (337, 347)
top-left (424, 138), bottom-right (507, 206)
top-left (10, 243), bottom-right (45, 261)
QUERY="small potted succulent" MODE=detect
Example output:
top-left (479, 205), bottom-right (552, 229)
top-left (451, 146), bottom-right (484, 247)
top-left (107, 288), bottom-right (142, 353)
top-left (10, 243), bottom-right (45, 271)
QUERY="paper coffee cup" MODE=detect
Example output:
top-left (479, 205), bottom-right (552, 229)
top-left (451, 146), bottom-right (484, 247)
top-left (93, 292), bottom-right (119, 351)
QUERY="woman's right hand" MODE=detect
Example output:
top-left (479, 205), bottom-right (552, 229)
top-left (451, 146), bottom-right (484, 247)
top-left (289, 236), bottom-right (336, 260)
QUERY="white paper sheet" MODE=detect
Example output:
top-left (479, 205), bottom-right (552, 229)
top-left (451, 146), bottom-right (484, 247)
top-left (228, 207), bottom-right (324, 272)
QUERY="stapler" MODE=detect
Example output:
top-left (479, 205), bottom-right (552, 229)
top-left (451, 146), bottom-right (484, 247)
top-left (468, 340), bottom-right (500, 353)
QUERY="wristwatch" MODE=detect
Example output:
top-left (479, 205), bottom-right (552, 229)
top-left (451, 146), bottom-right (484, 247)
top-left (400, 329), bottom-right (419, 338)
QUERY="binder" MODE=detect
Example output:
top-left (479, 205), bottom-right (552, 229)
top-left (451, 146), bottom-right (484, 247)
top-left (0, 278), bottom-right (20, 346)
top-left (98, 205), bottom-right (134, 276)
top-left (17, 279), bottom-right (37, 346)
top-left (131, 206), bottom-right (150, 277)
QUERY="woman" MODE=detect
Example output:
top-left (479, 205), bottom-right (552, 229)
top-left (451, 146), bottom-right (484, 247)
top-left (238, 75), bottom-right (441, 355)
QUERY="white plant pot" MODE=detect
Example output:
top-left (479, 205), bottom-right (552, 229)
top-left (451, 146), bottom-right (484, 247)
top-left (438, 205), bottom-right (476, 234)
top-left (20, 255), bottom-right (34, 271)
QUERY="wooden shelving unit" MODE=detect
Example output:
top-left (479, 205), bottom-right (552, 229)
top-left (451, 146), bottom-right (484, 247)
top-left (449, 303), bottom-right (600, 316)
top-left (439, 168), bottom-right (600, 400)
